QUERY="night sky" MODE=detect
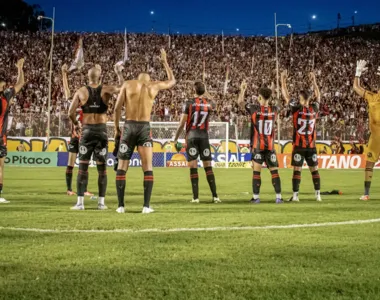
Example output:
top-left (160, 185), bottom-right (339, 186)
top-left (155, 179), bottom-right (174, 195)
top-left (31, 0), bottom-right (380, 35)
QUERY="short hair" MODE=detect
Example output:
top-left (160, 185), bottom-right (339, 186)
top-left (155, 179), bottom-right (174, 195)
top-left (258, 87), bottom-right (272, 100)
top-left (194, 81), bottom-right (205, 96)
top-left (138, 73), bottom-right (151, 81)
top-left (300, 90), bottom-right (312, 100)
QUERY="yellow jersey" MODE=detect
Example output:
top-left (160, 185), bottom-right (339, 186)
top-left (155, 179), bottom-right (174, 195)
top-left (365, 91), bottom-right (380, 133)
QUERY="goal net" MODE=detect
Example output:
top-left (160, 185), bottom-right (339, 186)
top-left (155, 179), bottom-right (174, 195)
top-left (107, 122), bottom-right (230, 168)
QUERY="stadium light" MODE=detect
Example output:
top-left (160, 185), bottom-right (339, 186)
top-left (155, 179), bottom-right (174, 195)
top-left (236, 28), bottom-right (240, 32)
top-left (150, 11), bottom-right (154, 15)
top-left (312, 15), bottom-right (317, 19)
top-left (1, 23), bottom-right (5, 27)
top-left (354, 11), bottom-right (358, 14)
top-left (38, 8), bottom-right (55, 142)
top-left (274, 13), bottom-right (292, 144)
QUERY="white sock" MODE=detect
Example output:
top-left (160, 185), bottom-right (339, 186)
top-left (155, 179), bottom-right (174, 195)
top-left (98, 197), bottom-right (105, 205)
top-left (315, 190), bottom-right (320, 196)
top-left (76, 196), bottom-right (84, 206)
top-left (293, 192), bottom-right (299, 198)
top-left (276, 194), bottom-right (282, 199)
top-left (253, 194), bottom-right (260, 200)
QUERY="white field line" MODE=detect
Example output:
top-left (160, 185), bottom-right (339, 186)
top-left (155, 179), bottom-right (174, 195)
top-left (0, 218), bottom-right (380, 234)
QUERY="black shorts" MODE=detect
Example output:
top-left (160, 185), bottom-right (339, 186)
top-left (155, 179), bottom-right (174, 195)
top-left (186, 138), bottom-right (212, 162)
top-left (0, 136), bottom-right (7, 158)
top-left (118, 121), bottom-right (153, 161)
top-left (68, 136), bottom-right (79, 154)
top-left (252, 149), bottom-right (279, 168)
top-left (78, 124), bottom-right (108, 163)
top-left (291, 147), bottom-right (318, 167)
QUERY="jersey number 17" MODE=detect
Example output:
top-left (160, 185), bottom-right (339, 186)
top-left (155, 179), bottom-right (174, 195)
top-left (192, 111), bottom-right (208, 127)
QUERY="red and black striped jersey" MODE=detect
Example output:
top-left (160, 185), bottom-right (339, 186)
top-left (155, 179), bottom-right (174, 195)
top-left (290, 100), bottom-right (319, 149)
top-left (246, 103), bottom-right (278, 151)
top-left (0, 87), bottom-right (15, 137)
top-left (183, 97), bottom-right (215, 139)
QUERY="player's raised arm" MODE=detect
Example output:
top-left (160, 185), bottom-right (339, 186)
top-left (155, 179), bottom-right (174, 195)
top-left (309, 72), bottom-right (321, 103)
top-left (281, 70), bottom-right (291, 104)
top-left (153, 49), bottom-right (176, 91)
top-left (114, 83), bottom-right (127, 139)
top-left (14, 58), bottom-right (25, 94)
top-left (173, 102), bottom-right (189, 144)
top-left (69, 90), bottom-right (83, 127)
top-left (62, 64), bottom-right (71, 100)
top-left (353, 60), bottom-right (369, 98)
top-left (237, 80), bottom-right (247, 109)
top-left (103, 64), bottom-right (125, 95)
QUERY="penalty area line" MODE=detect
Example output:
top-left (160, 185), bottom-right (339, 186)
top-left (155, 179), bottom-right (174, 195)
top-left (1, 218), bottom-right (380, 234)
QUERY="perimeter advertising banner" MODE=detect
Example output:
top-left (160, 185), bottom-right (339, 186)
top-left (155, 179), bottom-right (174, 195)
top-left (277, 154), bottom-right (366, 169)
top-left (56, 153), bottom-right (368, 169)
top-left (5, 152), bottom-right (57, 167)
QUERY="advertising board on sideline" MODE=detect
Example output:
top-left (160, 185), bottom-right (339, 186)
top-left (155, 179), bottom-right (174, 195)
top-left (6, 152), bottom-right (57, 167)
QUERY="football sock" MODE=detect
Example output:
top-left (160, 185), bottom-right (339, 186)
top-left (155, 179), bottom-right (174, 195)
top-left (143, 171), bottom-right (154, 208)
top-left (190, 168), bottom-right (199, 199)
top-left (292, 170), bottom-right (301, 193)
top-left (77, 163), bottom-right (89, 197)
top-left (97, 164), bottom-right (107, 198)
top-left (271, 170), bottom-right (281, 194)
top-left (311, 170), bottom-right (321, 191)
top-left (76, 196), bottom-right (84, 206)
top-left (253, 171), bottom-right (261, 196)
top-left (66, 166), bottom-right (74, 191)
top-left (0, 183), bottom-right (3, 195)
top-left (205, 167), bottom-right (218, 198)
top-left (116, 170), bottom-right (126, 207)
top-left (364, 167), bottom-right (373, 196)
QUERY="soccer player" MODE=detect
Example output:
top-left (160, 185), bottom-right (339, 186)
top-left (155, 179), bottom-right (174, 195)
top-left (173, 81), bottom-right (220, 204)
top-left (281, 71), bottom-right (322, 202)
top-left (61, 64), bottom-right (94, 197)
top-left (353, 60), bottom-right (380, 201)
top-left (0, 58), bottom-right (25, 203)
top-left (238, 80), bottom-right (283, 204)
top-left (69, 64), bottom-right (124, 210)
top-left (114, 49), bottom-right (176, 214)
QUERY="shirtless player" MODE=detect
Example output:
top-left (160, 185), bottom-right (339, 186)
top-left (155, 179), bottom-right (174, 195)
top-left (62, 64), bottom-right (93, 197)
top-left (114, 49), bottom-right (176, 214)
top-left (69, 64), bottom-right (124, 210)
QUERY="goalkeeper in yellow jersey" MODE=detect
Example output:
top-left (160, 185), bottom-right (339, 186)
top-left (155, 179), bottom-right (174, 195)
top-left (353, 60), bottom-right (380, 200)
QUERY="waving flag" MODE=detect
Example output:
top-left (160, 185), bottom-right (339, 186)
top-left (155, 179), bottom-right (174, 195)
top-left (222, 30), bottom-right (225, 55)
top-left (117, 28), bottom-right (128, 66)
top-left (223, 65), bottom-right (230, 95)
top-left (69, 37), bottom-right (84, 72)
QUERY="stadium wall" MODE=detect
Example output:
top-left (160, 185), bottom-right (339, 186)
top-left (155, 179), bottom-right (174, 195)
top-left (6, 137), bottom-right (365, 155)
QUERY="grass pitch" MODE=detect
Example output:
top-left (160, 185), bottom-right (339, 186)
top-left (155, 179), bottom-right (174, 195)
top-left (1, 167), bottom-right (380, 300)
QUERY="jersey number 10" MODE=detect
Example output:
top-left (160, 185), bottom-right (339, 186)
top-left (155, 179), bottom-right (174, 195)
top-left (258, 120), bottom-right (273, 135)
top-left (192, 111), bottom-right (208, 127)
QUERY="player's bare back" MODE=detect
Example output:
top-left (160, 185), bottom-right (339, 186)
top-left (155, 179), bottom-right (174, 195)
top-left (122, 80), bottom-right (158, 122)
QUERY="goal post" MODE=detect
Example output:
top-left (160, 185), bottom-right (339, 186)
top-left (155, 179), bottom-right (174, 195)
top-left (107, 121), bottom-right (229, 168)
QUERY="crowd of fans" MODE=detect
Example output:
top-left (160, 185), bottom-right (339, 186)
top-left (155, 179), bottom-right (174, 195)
top-left (1, 24), bottom-right (379, 141)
